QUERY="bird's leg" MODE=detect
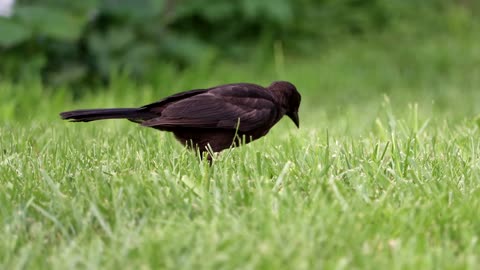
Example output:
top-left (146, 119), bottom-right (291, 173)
top-left (198, 150), bottom-right (213, 165)
top-left (199, 143), bottom-right (218, 165)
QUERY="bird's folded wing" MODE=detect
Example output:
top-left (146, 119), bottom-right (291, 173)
top-left (141, 92), bottom-right (277, 132)
top-left (140, 89), bottom-right (208, 112)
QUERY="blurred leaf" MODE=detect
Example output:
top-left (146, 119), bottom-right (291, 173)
top-left (102, 0), bottom-right (164, 20)
top-left (88, 27), bottom-right (135, 54)
top-left (87, 27), bottom-right (138, 78)
top-left (162, 33), bottom-right (216, 64)
top-left (174, 0), bottom-right (235, 21)
top-left (16, 5), bottom-right (87, 41)
top-left (201, 2), bottom-right (236, 21)
top-left (87, 33), bottom-right (112, 78)
top-left (0, 19), bottom-right (32, 47)
top-left (123, 42), bottom-right (158, 75)
top-left (242, 0), bottom-right (292, 25)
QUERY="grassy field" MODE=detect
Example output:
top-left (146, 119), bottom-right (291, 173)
top-left (1, 31), bottom-right (480, 269)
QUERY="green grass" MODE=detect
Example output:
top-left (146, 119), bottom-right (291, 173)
top-left (1, 31), bottom-right (480, 269)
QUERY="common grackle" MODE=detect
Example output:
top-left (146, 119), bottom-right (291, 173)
top-left (60, 81), bottom-right (301, 159)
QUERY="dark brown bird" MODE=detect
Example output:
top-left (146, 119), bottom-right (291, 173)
top-left (60, 81), bottom-right (301, 159)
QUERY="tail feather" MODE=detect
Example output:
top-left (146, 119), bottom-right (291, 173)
top-left (60, 108), bottom-right (142, 122)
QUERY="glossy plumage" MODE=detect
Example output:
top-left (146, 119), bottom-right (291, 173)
top-left (60, 81), bottom-right (301, 157)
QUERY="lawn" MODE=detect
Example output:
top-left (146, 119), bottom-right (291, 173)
top-left (1, 32), bottom-right (480, 269)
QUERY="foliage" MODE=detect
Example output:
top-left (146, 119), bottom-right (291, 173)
top-left (0, 0), bottom-right (477, 85)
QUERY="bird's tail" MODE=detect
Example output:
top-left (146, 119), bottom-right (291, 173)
top-left (60, 108), bottom-right (143, 122)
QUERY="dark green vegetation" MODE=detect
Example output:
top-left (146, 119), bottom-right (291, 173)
top-left (1, 0), bottom-right (479, 85)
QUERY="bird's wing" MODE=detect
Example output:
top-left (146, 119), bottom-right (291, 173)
top-left (140, 89), bottom-right (209, 113)
top-left (141, 85), bottom-right (278, 132)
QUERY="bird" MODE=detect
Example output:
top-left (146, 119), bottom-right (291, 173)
top-left (60, 81), bottom-right (301, 160)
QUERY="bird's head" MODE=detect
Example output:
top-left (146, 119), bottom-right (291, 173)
top-left (268, 81), bottom-right (301, 128)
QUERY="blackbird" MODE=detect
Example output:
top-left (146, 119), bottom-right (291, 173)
top-left (60, 81), bottom-right (301, 159)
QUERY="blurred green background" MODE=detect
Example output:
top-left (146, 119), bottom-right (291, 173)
top-left (1, 0), bottom-right (478, 86)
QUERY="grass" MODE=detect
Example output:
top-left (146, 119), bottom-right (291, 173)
top-left (1, 30), bottom-right (480, 269)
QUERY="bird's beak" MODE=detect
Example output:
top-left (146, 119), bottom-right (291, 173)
top-left (288, 111), bottom-right (300, 128)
